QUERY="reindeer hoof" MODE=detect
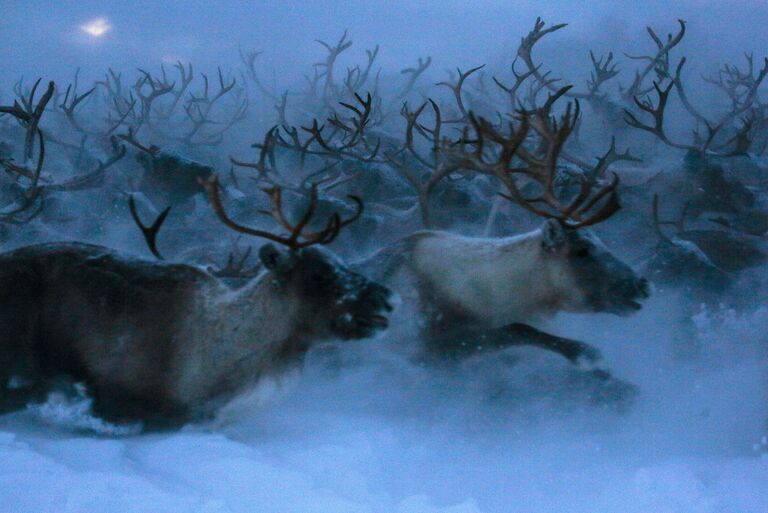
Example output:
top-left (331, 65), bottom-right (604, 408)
top-left (568, 342), bottom-right (602, 367)
top-left (583, 368), bottom-right (638, 410)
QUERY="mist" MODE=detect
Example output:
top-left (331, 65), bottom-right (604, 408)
top-left (1, 1), bottom-right (768, 512)
top-left (4, 1), bottom-right (768, 85)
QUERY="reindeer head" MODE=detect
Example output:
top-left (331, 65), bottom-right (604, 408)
top-left (203, 176), bottom-right (392, 340)
top-left (540, 219), bottom-right (650, 315)
top-left (259, 244), bottom-right (392, 339)
top-left (451, 91), bottom-right (650, 316)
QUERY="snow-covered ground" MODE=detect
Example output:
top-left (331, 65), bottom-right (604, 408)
top-left (1, 293), bottom-right (766, 513)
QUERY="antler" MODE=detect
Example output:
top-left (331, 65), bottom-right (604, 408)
top-left (128, 195), bottom-right (171, 260)
top-left (201, 176), bottom-right (363, 250)
top-left (0, 80), bottom-right (53, 224)
top-left (383, 99), bottom-right (462, 228)
top-left (515, 18), bottom-right (620, 102)
top-left (0, 79), bottom-right (55, 162)
top-left (399, 56), bottom-right (432, 98)
top-left (624, 69), bottom-right (765, 156)
top-left (209, 238), bottom-right (262, 279)
top-left (1, 81), bottom-right (128, 225)
top-left (315, 30), bottom-right (354, 99)
top-left (246, 93), bottom-right (382, 178)
top-left (239, 47), bottom-right (278, 101)
top-left (182, 67), bottom-right (248, 146)
top-left (623, 80), bottom-right (713, 152)
top-left (447, 87), bottom-right (622, 228)
top-left (436, 65), bottom-right (485, 122)
top-left (622, 19), bottom-right (686, 100)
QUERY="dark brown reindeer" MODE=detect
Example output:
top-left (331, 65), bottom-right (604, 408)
top-left (359, 91), bottom-right (649, 373)
top-left (0, 179), bottom-right (392, 427)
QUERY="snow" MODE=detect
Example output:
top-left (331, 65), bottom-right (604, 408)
top-left (1, 294), bottom-right (766, 513)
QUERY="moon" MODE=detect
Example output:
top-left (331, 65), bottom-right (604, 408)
top-left (80, 18), bottom-right (112, 38)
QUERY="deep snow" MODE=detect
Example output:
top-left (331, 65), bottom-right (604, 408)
top-left (1, 292), bottom-right (766, 513)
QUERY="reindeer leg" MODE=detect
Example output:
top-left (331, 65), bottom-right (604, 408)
top-left (426, 324), bottom-right (637, 407)
top-left (487, 323), bottom-right (603, 365)
top-left (482, 324), bottom-right (638, 407)
top-left (429, 323), bottom-right (602, 365)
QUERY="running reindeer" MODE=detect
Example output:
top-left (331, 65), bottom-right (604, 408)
top-left (0, 180), bottom-right (392, 426)
top-left (360, 89), bottom-right (649, 368)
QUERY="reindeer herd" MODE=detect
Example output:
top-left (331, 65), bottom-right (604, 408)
top-left (0, 19), bottom-right (766, 428)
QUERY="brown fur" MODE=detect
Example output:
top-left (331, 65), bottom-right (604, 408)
top-left (0, 242), bottom-right (391, 425)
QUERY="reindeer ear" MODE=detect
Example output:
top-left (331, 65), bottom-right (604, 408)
top-left (259, 244), bottom-right (291, 271)
top-left (541, 219), bottom-right (567, 252)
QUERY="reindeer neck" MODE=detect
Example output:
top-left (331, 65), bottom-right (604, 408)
top-left (170, 272), bottom-right (303, 407)
top-left (215, 272), bottom-right (302, 351)
top-left (501, 229), bottom-right (575, 316)
top-left (493, 230), bottom-right (571, 318)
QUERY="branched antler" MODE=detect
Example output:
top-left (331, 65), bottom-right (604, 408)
top-left (344, 45), bottom-right (380, 94)
top-left (315, 30), bottom-right (354, 99)
top-left (702, 53), bottom-right (768, 113)
top-left (182, 67), bottom-right (248, 145)
top-left (129, 195), bottom-right (171, 260)
top-left (445, 87), bottom-right (622, 228)
top-left (587, 51), bottom-right (621, 97)
top-left (43, 136), bottom-right (127, 192)
top-left (1, 81), bottom-right (126, 224)
top-left (586, 137), bottom-right (641, 181)
top-left (623, 80), bottom-right (706, 151)
top-left (673, 56), bottom-right (768, 154)
top-left (209, 238), bottom-right (262, 278)
top-left (516, 18), bottom-right (621, 103)
top-left (231, 125), bottom-right (278, 179)
top-left (436, 65), bottom-right (485, 122)
top-left (625, 71), bottom-right (764, 156)
top-left (516, 18), bottom-right (573, 97)
top-left (493, 59), bottom-right (540, 109)
top-left (0, 80), bottom-right (54, 224)
top-left (201, 176), bottom-right (363, 250)
top-left (399, 56), bottom-right (432, 98)
top-left (382, 98), bottom-right (466, 228)
top-left (59, 70), bottom-right (99, 136)
top-left (622, 19), bottom-right (686, 100)
top-left (239, 47), bottom-right (278, 101)
top-left (250, 93), bottom-right (382, 180)
top-left (0, 79), bottom-right (55, 162)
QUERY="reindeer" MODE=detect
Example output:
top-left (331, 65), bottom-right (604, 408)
top-left (644, 195), bottom-right (766, 298)
top-left (358, 91), bottom-right (649, 369)
top-left (0, 180), bottom-right (392, 426)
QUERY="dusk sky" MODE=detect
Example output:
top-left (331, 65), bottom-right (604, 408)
top-left (2, 0), bottom-right (766, 90)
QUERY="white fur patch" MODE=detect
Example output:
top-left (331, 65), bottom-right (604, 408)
top-left (410, 230), bottom-right (578, 327)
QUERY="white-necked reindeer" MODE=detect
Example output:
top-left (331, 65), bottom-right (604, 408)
top-left (360, 95), bottom-right (649, 367)
top-left (0, 181), bottom-right (392, 426)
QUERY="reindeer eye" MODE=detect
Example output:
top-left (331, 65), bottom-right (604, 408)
top-left (576, 248), bottom-right (590, 258)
